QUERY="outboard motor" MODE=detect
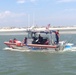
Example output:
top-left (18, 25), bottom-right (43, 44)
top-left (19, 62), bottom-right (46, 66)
top-left (58, 41), bottom-right (66, 50)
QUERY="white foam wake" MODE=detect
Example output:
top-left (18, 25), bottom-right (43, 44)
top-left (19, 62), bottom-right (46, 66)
top-left (3, 46), bottom-right (76, 53)
top-left (63, 47), bottom-right (76, 52)
top-left (3, 47), bottom-right (30, 52)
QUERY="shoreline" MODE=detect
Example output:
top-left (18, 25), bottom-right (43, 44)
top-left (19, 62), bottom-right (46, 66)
top-left (0, 26), bottom-right (76, 34)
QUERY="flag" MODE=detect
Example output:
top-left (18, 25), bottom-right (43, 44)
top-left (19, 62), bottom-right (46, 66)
top-left (46, 24), bottom-right (50, 30)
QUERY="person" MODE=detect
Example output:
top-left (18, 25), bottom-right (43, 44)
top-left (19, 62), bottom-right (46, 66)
top-left (13, 38), bottom-right (17, 43)
top-left (44, 38), bottom-right (50, 45)
top-left (38, 34), bottom-right (43, 44)
top-left (13, 38), bottom-right (22, 46)
top-left (9, 39), bottom-right (13, 43)
top-left (55, 30), bottom-right (59, 44)
top-left (23, 37), bottom-right (27, 45)
top-left (32, 37), bottom-right (37, 44)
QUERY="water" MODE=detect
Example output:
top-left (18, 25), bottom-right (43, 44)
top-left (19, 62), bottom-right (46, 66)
top-left (0, 33), bottom-right (76, 75)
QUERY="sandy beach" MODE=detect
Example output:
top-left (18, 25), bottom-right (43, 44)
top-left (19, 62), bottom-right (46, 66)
top-left (0, 26), bottom-right (76, 34)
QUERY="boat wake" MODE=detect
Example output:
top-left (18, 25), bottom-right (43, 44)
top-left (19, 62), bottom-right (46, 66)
top-left (3, 47), bottom-right (30, 52)
top-left (3, 46), bottom-right (76, 53)
top-left (63, 47), bottom-right (76, 52)
top-left (3, 47), bottom-right (55, 53)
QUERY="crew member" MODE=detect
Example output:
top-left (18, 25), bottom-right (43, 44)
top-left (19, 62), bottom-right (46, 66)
top-left (23, 37), bottom-right (27, 44)
top-left (9, 39), bottom-right (13, 43)
top-left (13, 38), bottom-right (17, 43)
top-left (38, 34), bottom-right (43, 44)
top-left (55, 30), bottom-right (59, 44)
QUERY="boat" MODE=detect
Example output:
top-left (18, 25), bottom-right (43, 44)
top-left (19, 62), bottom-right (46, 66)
top-left (4, 30), bottom-right (74, 51)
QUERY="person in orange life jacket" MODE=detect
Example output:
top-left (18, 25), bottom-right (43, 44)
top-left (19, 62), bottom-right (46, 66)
top-left (55, 30), bottom-right (59, 44)
top-left (9, 39), bottom-right (13, 43)
top-left (13, 38), bottom-right (17, 43)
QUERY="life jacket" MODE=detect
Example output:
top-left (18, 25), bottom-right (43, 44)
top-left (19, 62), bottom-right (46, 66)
top-left (13, 40), bottom-right (17, 43)
top-left (16, 41), bottom-right (21, 46)
top-left (9, 39), bottom-right (13, 43)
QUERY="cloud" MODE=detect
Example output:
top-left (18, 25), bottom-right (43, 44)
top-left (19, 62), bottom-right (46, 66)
top-left (30, 0), bottom-right (37, 2)
top-left (0, 11), bottom-right (11, 18)
top-left (0, 11), bottom-right (27, 26)
top-left (64, 8), bottom-right (76, 11)
top-left (0, 11), bottom-right (26, 19)
top-left (17, 0), bottom-right (26, 3)
top-left (17, 0), bottom-right (37, 4)
top-left (57, 0), bottom-right (76, 3)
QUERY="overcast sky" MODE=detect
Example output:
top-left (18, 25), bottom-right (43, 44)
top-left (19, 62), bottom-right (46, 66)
top-left (0, 0), bottom-right (76, 27)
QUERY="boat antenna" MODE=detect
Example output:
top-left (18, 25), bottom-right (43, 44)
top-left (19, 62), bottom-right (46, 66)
top-left (28, 14), bottom-right (30, 29)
